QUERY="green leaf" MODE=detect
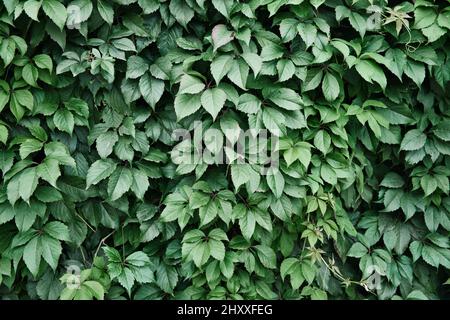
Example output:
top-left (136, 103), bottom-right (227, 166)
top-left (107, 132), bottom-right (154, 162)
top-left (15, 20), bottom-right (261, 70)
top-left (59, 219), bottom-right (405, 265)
top-left (8, 167), bottom-right (39, 205)
top-left (191, 242), bottom-right (210, 268)
top-left (407, 290), bottom-right (429, 300)
top-left (321, 72), bottom-right (340, 102)
top-left (33, 54), bottom-right (53, 72)
top-left (169, 0), bottom-right (194, 28)
top-left (424, 207), bottom-right (440, 232)
top-left (174, 93), bottom-right (202, 121)
top-left (20, 138), bottom-right (43, 159)
top-left (126, 56), bottom-right (149, 79)
top-left (414, 7), bottom-right (436, 29)
top-left (0, 203), bottom-right (15, 224)
top-left (138, 0), bottom-right (159, 14)
top-left (131, 168), bottom-right (149, 200)
top-left (208, 239), bottom-right (225, 261)
top-left (298, 23), bottom-right (317, 47)
top-left (242, 53), bottom-right (262, 77)
top-left (211, 55), bottom-right (233, 84)
top-left (24, 0), bottom-right (42, 21)
top-left (255, 245), bottom-right (276, 269)
top-left (348, 12), bottom-right (366, 38)
top-left (264, 87), bottom-right (302, 111)
top-left (14, 90), bottom-right (34, 110)
top-left (231, 164), bottom-right (253, 190)
top-left (178, 74), bottom-right (205, 95)
top-left (400, 129), bottom-right (427, 151)
top-left (314, 130), bottom-right (331, 154)
top-left (36, 158), bottom-right (60, 188)
top-left (43, 221), bottom-right (69, 241)
top-left (276, 59), bottom-right (295, 82)
top-left (211, 24), bottom-right (234, 51)
top-left (42, 0), bottom-right (67, 30)
top-left (200, 88), bottom-right (226, 120)
top-left (404, 60), bottom-right (425, 86)
top-left (139, 74), bottom-right (164, 109)
top-left (97, 0), bottom-right (114, 25)
top-left (22, 64), bottom-right (39, 87)
top-left (67, 0), bottom-right (93, 25)
top-left (355, 60), bottom-right (386, 90)
top-left (237, 93), bottom-right (261, 114)
top-left (347, 242), bottom-right (368, 258)
top-left (117, 268), bottom-right (135, 296)
top-left (422, 23), bottom-right (446, 43)
top-left (65, 98), bottom-right (89, 118)
top-left (380, 172), bottom-right (404, 188)
top-left (239, 209), bottom-right (255, 240)
top-left (44, 141), bottom-right (76, 167)
top-left (0, 125), bottom-right (8, 145)
top-left (84, 281), bottom-right (105, 300)
top-left (86, 159), bottom-right (117, 189)
top-left (107, 166), bottom-right (133, 201)
top-left (383, 189), bottom-right (403, 212)
top-left (41, 234), bottom-right (62, 270)
top-left (266, 170), bottom-right (285, 198)
top-left (262, 107), bottom-right (285, 135)
top-left (53, 109), bottom-right (74, 134)
top-left (433, 121), bottom-right (450, 141)
top-left (320, 164), bottom-right (337, 185)
top-left (155, 262), bottom-right (177, 293)
top-left (112, 38), bottom-right (136, 52)
top-left (14, 201), bottom-right (39, 232)
top-left (227, 59), bottom-right (249, 90)
top-left (283, 142), bottom-right (311, 168)
top-left (421, 175), bottom-right (437, 197)
top-left (23, 236), bottom-right (42, 276)
top-left (96, 131), bottom-right (119, 159)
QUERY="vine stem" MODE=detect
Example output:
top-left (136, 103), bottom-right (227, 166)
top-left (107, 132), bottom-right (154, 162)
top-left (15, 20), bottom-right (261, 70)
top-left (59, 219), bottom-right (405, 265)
top-left (75, 210), bottom-right (96, 233)
top-left (318, 255), bottom-right (377, 297)
top-left (91, 230), bottom-right (115, 267)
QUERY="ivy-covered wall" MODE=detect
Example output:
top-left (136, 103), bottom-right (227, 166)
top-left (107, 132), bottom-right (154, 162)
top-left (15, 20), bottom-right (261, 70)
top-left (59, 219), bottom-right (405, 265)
top-left (0, 0), bottom-right (450, 300)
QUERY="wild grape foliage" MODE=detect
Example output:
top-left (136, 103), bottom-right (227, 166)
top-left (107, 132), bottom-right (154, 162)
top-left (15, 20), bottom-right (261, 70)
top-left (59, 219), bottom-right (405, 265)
top-left (0, 0), bottom-right (450, 300)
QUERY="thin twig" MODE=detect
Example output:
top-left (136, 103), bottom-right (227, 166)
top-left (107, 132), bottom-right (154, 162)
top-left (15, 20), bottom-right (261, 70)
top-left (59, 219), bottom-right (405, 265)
top-left (91, 230), bottom-right (115, 267)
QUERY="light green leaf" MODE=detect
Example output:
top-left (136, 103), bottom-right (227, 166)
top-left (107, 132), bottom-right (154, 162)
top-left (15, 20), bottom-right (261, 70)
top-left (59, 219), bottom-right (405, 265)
top-left (139, 74), bottom-right (164, 109)
top-left (400, 129), bottom-right (427, 151)
top-left (200, 88), bottom-right (226, 120)
top-left (36, 158), bottom-right (60, 188)
top-left (24, 0), bottom-right (42, 21)
top-left (23, 236), bottom-right (42, 276)
top-left (347, 242), bottom-right (368, 258)
top-left (96, 131), bottom-right (119, 159)
top-left (211, 24), bottom-right (234, 51)
top-left (321, 72), bottom-right (340, 102)
top-left (53, 109), bottom-right (74, 134)
top-left (86, 159), bottom-right (117, 189)
top-left (42, 0), bottom-right (67, 30)
top-left (107, 167), bottom-right (133, 201)
top-left (97, 0), bottom-right (114, 24)
top-left (174, 93), bottom-right (202, 121)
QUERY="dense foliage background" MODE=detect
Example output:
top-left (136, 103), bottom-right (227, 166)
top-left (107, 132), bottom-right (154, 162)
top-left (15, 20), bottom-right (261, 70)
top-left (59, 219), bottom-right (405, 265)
top-left (0, 0), bottom-right (450, 300)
